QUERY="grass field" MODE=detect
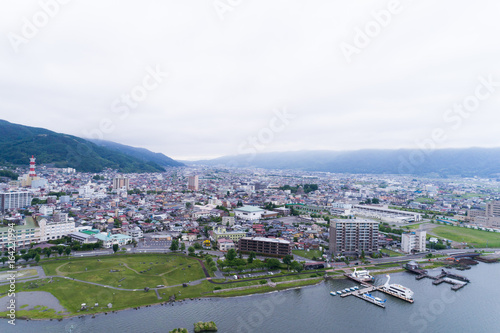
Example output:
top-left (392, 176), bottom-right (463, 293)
top-left (42, 254), bottom-right (206, 289)
top-left (380, 249), bottom-right (404, 257)
top-left (0, 253), bottom-right (326, 319)
top-left (432, 226), bottom-right (500, 247)
top-left (292, 250), bottom-right (323, 260)
top-left (407, 222), bottom-right (429, 229)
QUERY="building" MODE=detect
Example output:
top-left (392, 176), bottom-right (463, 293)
top-left (222, 216), bottom-right (235, 226)
top-left (113, 177), bottom-right (130, 191)
top-left (69, 230), bottom-right (99, 244)
top-left (212, 227), bottom-right (246, 243)
top-left (486, 200), bottom-right (500, 217)
top-left (95, 232), bottom-right (132, 248)
top-left (0, 217), bottom-right (40, 251)
top-left (126, 226), bottom-right (143, 241)
top-left (234, 206), bottom-right (265, 220)
top-left (0, 191), bottom-right (33, 212)
top-left (401, 230), bottom-right (426, 253)
top-left (353, 205), bottom-right (422, 222)
top-left (328, 219), bottom-right (379, 257)
top-left (37, 214), bottom-right (76, 242)
top-left (188, 175), bottom-right (199, 191)
top-left (474, 216), bottom-right (500, 228)
top-left (217, 238), bottom-right (235, 251)
top-left (238, 237), bottom-right (292, 257)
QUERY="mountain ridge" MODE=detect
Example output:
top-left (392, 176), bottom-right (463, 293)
top-left (190, 148), bottom-right (500, 177)
top-left (0, 120), bottom-right (181, 173)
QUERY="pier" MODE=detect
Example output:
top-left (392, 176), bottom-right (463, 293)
top-left (339, 273), bottom-right (414, 307)
top-left (405, 263), bottom-right (470, 291)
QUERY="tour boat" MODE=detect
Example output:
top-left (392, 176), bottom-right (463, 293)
top-left (382, 275), bottom-right (414, 300)
top-left (350, 267), bottom-right (374, 282)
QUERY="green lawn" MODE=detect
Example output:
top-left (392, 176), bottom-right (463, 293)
top-left (432, 226), bottom-right (500, 247)
top-left (406, 222), bottom-right (429, 230)
top-left (0, 254), bottom-right (325, 319)
top-left (292, 250), bottom-right (323, 260)
top-left (380, 248), bottom-right (404, 257)
top-left (41, 254), bottom-right (206, 289)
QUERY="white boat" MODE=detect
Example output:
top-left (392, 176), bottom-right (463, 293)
top-left (364, 293), bottom-right (386, 304)
top-left (330, 291), bottom-right (336, 296)
top-left (337, 291), bottom-right (342, 295)
top-left (382, 275), bottom-right (414, 300)
top-left (350, 268), bottom-right (374, 282)
top-left (350, 287), bottom-right (356, 291)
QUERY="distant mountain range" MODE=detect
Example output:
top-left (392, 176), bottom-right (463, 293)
top-left (89, 139), bottom-right (184, 168)
top-left (0, 120), bottom-right (183, 173)
top-left (191, 148), bottom-right (500, 177)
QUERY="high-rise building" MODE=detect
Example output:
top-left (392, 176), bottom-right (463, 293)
top-left (328, 219), bottom-right (379, 257)
top-left (188, 175), bottom-right (199, 191)
top-left (401, 230), bottom-right (426, 253)
top-left (486, 201), bottom-right (500, 217)
top-left (0, 191), bottom-right (33, 212)
top-left (113, 177), bottom-right (129, 190)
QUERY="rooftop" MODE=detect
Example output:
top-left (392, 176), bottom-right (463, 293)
top-left (234, 206), bottom-right (265, 213)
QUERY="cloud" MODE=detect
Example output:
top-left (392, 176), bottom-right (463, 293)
top-left (1, 0), bottom-right (500, 160)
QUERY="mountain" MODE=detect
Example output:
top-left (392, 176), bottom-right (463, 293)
top-left (192, 148), bottom-right (500, 177)
top-left (89, 139), bottom-right (184, 167)
top-left (0, 120), bottom-right (175, 173)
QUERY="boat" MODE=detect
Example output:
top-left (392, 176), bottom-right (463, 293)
top-left (330, 291), bottom-right (336, 296)
top-left (382, 275), bottom-right (414, 300)
top-left (350, 267), bottom-right (374, 282)
top-left (364, 293), bottom-right (386, 304)
top-left (350, 287), bottom-right (356, 291)
top-left (336, 291), bottom-right (342, 295)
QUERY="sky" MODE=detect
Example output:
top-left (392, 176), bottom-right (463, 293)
top-left (1, 0), bottom-right (500, 161)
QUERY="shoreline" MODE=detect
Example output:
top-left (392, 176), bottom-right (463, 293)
top-left (0, 259), bottom-right (485, 321)
top-left (0, 277), bottom-right (326, 321)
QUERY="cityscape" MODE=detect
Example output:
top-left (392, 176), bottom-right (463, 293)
top-left (2, 1), bottom-right (500, 333)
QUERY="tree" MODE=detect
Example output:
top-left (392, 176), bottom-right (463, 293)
top-left (193, 242), bottom-right (203, 250)
top-left (282, 255), bottom-right (293, 269)
top-left (22, 253), bottom-right (31, 263)
top-left (170, 239), bottom-right (179, 252)
top-left (58, 247), bottom-right (64, 257)
top-left (226, 248), bottom-right (237, 261)
top-left (1, 257), bottom-right (7, 266)
top-left (360, 250), bottom-right (365, 259)
top-left (188, 246), bottom-right (195, 256)
top-left (35, 254), bottom-right (40, 264)
top-left (180, 242), bottom-right (186, 251)
top-left (113, 244), bottom-right (119, 253)
top-left (290, 260), bottom-right (303, 273)
top-left (247, 251), bottom-right (256, 264)
top-left (44, 248), bottom-right (52, 258)
top-left (65, 247), bottom-right (71, 256)
top-left (266, 258), bottom-right (281, 270)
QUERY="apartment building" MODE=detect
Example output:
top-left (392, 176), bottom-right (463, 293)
top-left (238, 237), bottom-right (292, 256)
top-left (401, 230), bottom-right (426, 253)
top-left (328, 219), bottom-right (379, 257)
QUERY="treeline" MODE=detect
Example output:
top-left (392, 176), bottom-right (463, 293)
top-left (0, 169), bottom-right (18, 180)
top-left (280, 184), bottom-right (318, 194)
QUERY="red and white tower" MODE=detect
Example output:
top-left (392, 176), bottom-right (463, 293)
top-left (29, 155), bottom-right (37, 178)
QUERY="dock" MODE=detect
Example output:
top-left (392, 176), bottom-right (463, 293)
top-left (340, 273), bottom-right (414, 306)
top-left (354, 293), bottom-right (385, 308)
top-left (405, 266), bottom-right (469, 291)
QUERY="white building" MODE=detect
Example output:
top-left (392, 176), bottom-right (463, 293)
top-left (234, 206), bottom-right (265, 220)
top-left (126, 226), bottom-right (144, 241)
top-left (38, 214), bottom-right (76, 242)
top-left (217, 238), bottom-right (235, 251)
top-left (353, 205), bottom-right (422, 222)
top-left (0, 191), bottom-right (32, 212)
top-left (222, 216), bottom-right (235, 226)
top-left (401, 230), bottom-right (426, 253)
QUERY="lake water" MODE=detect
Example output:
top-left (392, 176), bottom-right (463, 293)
top-left (1, 262), bottom-right (499, 333)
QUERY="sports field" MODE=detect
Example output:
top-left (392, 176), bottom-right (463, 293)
top-left (432, 226), bottom-right (500, 247)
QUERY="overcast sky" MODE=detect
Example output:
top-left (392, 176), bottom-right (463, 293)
top-left (1, 0), bottom-right (500, 160)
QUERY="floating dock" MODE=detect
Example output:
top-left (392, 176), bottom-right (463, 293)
top-left (354, 293), bottom-right (386, 308)
top-left (341, 273), bottom-right (414, 306)
top-left (405, 266), bottom-right (470, 291)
